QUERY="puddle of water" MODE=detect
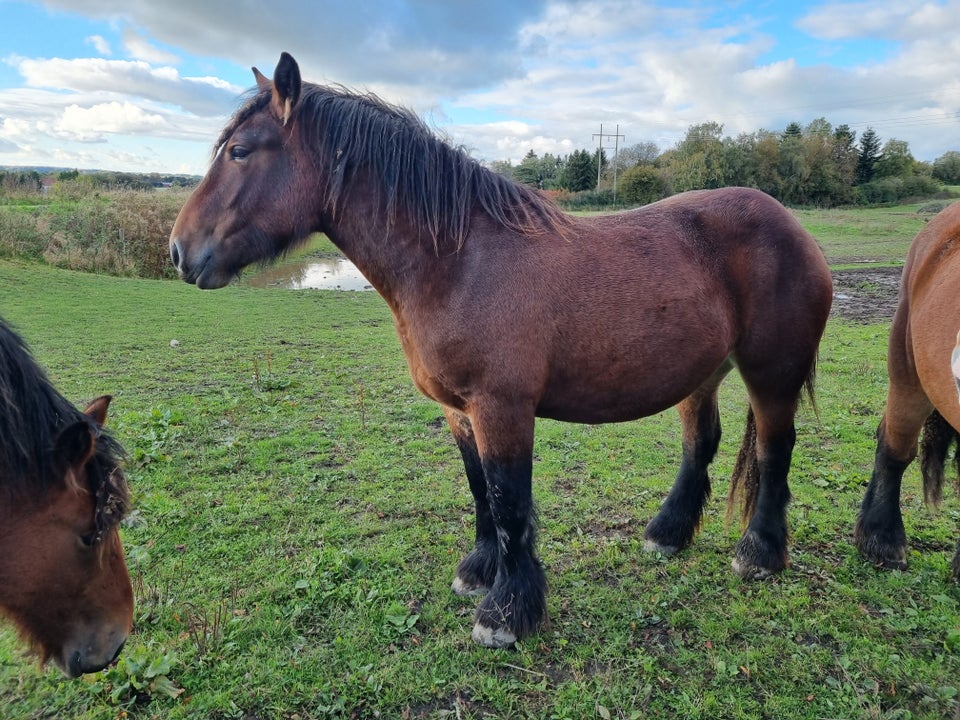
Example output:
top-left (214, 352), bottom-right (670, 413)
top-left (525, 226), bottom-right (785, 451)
top-left (242, 256), bottom-right (373, 290)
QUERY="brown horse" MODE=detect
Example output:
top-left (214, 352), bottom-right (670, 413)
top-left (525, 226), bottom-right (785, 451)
top-left (0, 318), bottom-right (132, 676)
top-left (170, 52), bottom-right (833, 647)
top-left (855, 201), bottom-right (960, 580)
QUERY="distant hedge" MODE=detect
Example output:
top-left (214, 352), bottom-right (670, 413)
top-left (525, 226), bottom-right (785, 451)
top-left (0, 183), bottom-right (188, 279)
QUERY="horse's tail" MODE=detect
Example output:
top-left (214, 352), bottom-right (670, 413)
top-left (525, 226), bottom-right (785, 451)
top-left (919, 410), bottom-right (960, 506)
top-left (726, 362), bottom-right (818, 527)
top-left (727, 405), bottom-right (759, 527)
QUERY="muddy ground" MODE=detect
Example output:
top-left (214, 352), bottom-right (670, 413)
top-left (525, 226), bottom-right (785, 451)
top-left (830, 266), bottom-right (902, 324)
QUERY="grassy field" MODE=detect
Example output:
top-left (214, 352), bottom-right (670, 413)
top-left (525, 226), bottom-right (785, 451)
top-left (792, 202), bottom-right (945, 269)
top-left (0, 204), bottom-right (959, 719)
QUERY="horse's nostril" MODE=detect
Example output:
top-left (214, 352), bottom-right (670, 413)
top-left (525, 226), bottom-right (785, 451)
top-left (170, 240), bottom-right (181, 269)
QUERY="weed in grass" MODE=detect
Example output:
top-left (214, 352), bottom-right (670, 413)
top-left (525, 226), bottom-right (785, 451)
top-left (85, 642), bottom-right (184, 707)
top-left (127, 406), bottom-right (186, 466)
top-left (252, 350), bottom-right (292, 393)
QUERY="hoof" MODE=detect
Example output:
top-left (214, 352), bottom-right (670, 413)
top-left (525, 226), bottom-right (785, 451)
top-left (642, 538), bottom-right (679, 556)
top-left (733, 530), bottom-right (786, 580)
top-left (854, 534), bottom-right (908, 571)
top-left (866, 556), bottom-right (908, 572)
top-left (731, 557), bottom-right (775, 580)
top-left (472, 622), bottom-right (517, 648)
top-left (452, 576), bottom-right (489, 597)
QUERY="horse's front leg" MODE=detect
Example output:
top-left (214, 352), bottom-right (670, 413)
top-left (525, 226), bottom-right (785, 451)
top-left (463, 403), bottom-right (545, 648)
top-left (444, 407), bottom-right (498, 596)
top-left (853, 418), bottom-right (916, 570)
top-left (644, 371), bottom-right (727, 554)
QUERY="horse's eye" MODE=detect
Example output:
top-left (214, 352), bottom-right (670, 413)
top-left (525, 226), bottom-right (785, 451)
top-left (229, 145), bottom-right (250, 161)
top-left (78, 533), bottom-right (96, 549)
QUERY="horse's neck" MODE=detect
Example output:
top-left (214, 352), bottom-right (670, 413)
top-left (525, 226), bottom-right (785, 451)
top-left (322, 188), bottom-right (453, 307)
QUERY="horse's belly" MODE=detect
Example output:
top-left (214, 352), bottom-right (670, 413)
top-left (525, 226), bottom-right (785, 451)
top-left (537, 348), bottom-right (730, 424)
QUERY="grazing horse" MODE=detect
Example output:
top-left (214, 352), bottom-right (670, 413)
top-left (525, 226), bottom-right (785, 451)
top-left (170, 53), bottom-right (833, 646)
top-left (855, 201), bottom-right (960, 580)
top-left (0, 318), bottom-right (132, 676)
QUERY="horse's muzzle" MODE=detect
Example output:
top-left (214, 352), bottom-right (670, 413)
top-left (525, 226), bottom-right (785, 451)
top-left (169, 237), bottom-right (233, 289)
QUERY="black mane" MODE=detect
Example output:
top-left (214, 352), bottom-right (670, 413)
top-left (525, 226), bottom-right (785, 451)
top-left (0, 319), bottom-right (128, 531)
top-left (219, 83), bottom-right (571, 252)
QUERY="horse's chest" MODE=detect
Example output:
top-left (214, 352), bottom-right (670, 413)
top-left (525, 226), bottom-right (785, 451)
top-left (392, 316), bottom-right (471, 411)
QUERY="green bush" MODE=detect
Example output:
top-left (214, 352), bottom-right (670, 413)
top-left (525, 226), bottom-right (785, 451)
top-left (0, 187), bottom-right (188, 279)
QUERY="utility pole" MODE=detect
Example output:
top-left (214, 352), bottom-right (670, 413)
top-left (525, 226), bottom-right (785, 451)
top-left (593, 123), bottom-right (624, 201)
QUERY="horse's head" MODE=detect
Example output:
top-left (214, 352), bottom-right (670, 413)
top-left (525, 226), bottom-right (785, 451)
top-left (1, 396), bottom-right (133, 677)
top-left (170, 52), bottom-right (315, 289)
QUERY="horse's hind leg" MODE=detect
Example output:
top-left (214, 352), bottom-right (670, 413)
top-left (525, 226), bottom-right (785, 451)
top-left (730, 394), bottom-right (797, 579)
top-left (854, 308), bottom-right (931, 570)
top-left (444, 407), bottom-right (498, 596)
top-left (644, 361), bottom-right (732, 555)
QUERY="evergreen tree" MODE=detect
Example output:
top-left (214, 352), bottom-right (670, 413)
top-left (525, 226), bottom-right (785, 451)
top-left (856, 127), bottom-right (882, 185)
top-left (783, 121), bottom-right (803, 139)
top-left (514, 149), bottom-right (542, 187)
top-left (831, 124), bottom-right (857, 186)
top-left (560, 150), bottom-right (596, 191)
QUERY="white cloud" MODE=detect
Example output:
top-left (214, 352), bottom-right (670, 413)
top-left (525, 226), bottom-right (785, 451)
top-left (15, 57), bottom-right (241, 116)
top-left (38, 0), bottom-right (550, 93)
top-left (85, 35), bottom-right (112, 56)
top-left (122, 28), bottom-right (179, 65)
top-left (56, 101), bottom-right (166, 141)
top-left (797, 1), bottom-right (960, 41)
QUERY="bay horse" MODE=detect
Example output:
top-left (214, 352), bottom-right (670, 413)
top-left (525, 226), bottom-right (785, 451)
top-left (170, 52), bottom-right (833, 647)
top-left (0, 318), bottom-right (132, 676)
top-left (855, 201), bottom-right (960, 580)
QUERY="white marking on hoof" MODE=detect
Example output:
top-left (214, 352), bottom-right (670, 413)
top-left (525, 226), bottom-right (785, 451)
top-left (731, 558), bottom-right (773, 580)
top-left (643, 539), bottom-right (679, 556)
top-left (472, 622), bottom-right (517, 648)
top-left (452, 577), bottom-right (489, 597)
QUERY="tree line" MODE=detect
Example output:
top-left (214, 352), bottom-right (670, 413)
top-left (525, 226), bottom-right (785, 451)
top-left (0, 168), bottom-right (200, 197)
top-left (490, 118), bottom-right (960, 208)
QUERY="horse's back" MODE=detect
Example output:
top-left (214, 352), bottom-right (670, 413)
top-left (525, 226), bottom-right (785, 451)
top-left (591, 187), bottom-right (832, 349)
top-left (606, 187), bottom-right (828, 274)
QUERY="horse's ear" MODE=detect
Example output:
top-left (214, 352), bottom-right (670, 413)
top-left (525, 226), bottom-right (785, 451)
top-left (54, 421), bottom-right (96, 477)
top-left (83, 395), bottom-right (112, 427)
top-left (252, 66), bottom-right (271, 90)
top-left (272, 51), bottom-right (301, 126)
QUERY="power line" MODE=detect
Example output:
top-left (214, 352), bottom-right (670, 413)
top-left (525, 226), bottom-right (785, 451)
top-left (593, 123), bottom-right (624, 199)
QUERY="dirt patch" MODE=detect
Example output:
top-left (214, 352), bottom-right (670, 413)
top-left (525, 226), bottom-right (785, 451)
top-left (830, 266), bottom-right (902, 324)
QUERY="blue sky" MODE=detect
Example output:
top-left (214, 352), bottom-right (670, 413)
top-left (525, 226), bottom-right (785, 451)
top-left (1, 0), bottom-right (958, 174)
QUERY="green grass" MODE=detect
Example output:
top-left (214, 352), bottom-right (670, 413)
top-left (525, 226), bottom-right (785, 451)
top-left (791, 204), bottom-right (932, 267)
top-left (0, 231), bottom-right (958, 719)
